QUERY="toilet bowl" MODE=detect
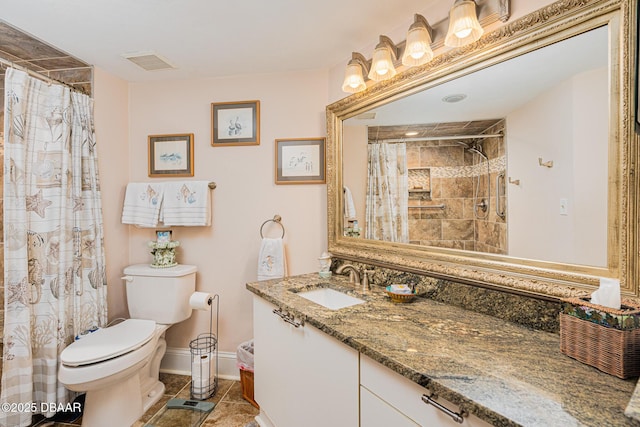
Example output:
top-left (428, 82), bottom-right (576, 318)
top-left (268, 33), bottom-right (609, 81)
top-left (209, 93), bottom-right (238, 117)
top-left (58, 264), bottom-right (197, 427)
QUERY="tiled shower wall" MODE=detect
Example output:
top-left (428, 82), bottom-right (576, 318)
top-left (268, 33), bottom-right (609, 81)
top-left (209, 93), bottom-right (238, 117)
top-left (407, 121), bottom-right (506, 253)
top-left (475, 121), bottom-right (507, 254)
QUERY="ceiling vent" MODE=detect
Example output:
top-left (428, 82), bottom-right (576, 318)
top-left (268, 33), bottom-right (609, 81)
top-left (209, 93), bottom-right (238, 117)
top-left (122, 52), bottom-right (176, 71)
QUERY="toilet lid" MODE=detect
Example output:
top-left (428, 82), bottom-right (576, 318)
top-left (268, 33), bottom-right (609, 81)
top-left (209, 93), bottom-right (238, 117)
top-left (61, 319), bottom-right (156, 366)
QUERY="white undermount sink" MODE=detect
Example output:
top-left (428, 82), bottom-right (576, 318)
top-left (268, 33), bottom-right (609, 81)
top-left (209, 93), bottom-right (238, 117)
top-left (297, 287), bottom-right (365, 310)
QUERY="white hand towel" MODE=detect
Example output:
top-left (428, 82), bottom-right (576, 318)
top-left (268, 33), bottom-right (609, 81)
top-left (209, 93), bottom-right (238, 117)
top-left (121, 183), bottom-right (164, 227)
top-left (257, 238), bottom-right (287, 281)
top-left (162, 181), bottom-right (212, 226)
top-left (344, 186), bottom-right (356, 219)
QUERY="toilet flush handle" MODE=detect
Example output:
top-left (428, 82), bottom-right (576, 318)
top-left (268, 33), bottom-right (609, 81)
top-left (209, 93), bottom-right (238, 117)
top-left (121, 276), bottom-right (134, 283)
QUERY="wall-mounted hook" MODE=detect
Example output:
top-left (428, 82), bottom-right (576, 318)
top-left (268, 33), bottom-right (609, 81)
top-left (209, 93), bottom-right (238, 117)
top-left (538, 158), bottom-right (553, 168)
top-left (508, 177), bottom-right (520, 186)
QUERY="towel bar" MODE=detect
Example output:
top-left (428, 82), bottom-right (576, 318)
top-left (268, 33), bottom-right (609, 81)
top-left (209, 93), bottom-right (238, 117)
top-left (260, 215), bottom-right (285, 238)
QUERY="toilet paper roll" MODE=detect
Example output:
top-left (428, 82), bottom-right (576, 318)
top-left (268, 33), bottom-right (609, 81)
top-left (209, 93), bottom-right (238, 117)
top-left (189, 292), bottom-right (212, 310)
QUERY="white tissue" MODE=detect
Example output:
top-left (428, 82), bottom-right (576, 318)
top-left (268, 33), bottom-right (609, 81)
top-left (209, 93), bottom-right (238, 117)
top-left (591, 278), bottom-right (621, 309)
top-left (191, 352), bottom-right (215, 399)
top-left (189, 292), bottom-right (212, 310)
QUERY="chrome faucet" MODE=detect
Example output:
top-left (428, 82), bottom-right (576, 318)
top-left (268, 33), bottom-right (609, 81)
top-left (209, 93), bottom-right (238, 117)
top-left (335, 264), bottom-right (361, 287)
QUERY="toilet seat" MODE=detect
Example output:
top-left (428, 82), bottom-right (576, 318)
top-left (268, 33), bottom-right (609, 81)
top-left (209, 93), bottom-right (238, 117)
top-left (61, 319), bottom-right (156, 367)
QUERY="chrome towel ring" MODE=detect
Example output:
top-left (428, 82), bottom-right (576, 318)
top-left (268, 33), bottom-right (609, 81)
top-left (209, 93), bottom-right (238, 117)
top-left (260, 215), bottom-right (285, 239)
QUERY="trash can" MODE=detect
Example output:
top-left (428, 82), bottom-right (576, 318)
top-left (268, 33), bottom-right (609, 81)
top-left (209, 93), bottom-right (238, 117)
top-left (237, 340), bottom-right (258, 409)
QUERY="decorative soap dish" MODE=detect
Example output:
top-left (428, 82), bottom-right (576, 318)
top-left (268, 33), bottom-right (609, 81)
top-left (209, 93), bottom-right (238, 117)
top-left (385, 285), bottom-right (416, 303)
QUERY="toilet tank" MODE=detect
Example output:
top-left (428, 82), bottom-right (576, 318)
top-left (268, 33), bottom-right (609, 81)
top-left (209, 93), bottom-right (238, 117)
top-left (123, 264), bottom-right (197, 325)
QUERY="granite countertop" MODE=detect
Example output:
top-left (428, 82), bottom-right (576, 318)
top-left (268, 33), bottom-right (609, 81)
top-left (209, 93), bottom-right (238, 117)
top-left (246, 273), bottom-right (640, 427)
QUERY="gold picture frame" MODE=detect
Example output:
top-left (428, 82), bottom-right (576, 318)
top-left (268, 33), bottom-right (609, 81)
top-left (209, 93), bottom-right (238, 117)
top-left (275, 138), bottom-right (326, 185)
top-left (211, 100), bottom-right (260, 146)
top-left (148, 133), bottom-right (194, 177)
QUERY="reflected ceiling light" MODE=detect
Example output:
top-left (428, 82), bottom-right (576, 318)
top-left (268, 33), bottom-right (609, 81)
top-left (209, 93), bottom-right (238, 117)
top-left (401, 14), bottom-right (434, 67)
top-left (405, 131), bottom-right (419, 136)
top-left (442, 93), bottom-right (467, 103)
top-left (444, 0), bottom-right (484, 48)
top-left (368, 35), bottom-right (398, 82)
top-left (341, 52), bottom-right (370, 93)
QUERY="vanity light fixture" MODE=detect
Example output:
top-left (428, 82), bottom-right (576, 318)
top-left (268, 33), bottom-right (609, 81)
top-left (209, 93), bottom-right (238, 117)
top-left (444, 0), bottom-right (484, 48)
top-left (341, 52), bottom-right (370, 93)
top-left (368, 35), bottom-right (399, 82)
top-left (340, 1), bottom-right (510, 94)
top-left (401, 14), bottom-right (434, 67)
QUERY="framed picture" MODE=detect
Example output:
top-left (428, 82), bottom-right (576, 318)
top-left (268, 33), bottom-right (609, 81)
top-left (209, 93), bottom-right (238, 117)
top-left (211, 100), bottom-right (260, 146)
top-left (275, 138), bottom-right (326, 185)
top-left (156, 230), bottom-right (172, 243)
top-left (148, 133), bottom-right (194, 177)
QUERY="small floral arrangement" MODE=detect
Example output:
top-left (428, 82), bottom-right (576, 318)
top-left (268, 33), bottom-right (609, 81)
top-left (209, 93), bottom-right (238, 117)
top-left (148, 240), bottom-right (180, 268)
top-left (148, 241), bottom-right (180, 250)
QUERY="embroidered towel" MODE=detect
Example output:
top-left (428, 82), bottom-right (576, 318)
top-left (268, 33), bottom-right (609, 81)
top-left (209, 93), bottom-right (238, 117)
top-left (162, 181), bottom-right (212, 226)
top-left (257, 238), bottom-right (287, 281)
top-left (344, 186), bottom-right (357, 219)
top-left (121, 182), bottom-right (164, 227)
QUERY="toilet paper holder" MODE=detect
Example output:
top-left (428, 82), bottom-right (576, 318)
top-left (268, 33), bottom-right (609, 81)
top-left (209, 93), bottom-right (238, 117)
top-left (189, 293), bottom-right (220, 400)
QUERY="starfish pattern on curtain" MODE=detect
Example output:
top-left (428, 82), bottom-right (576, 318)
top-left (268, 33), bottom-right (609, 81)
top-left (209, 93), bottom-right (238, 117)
top-left (1, 68), bottom-right (107, 427)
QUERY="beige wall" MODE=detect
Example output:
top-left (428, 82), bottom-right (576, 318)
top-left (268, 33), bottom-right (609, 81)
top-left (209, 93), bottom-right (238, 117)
top-left (126, 69), bottom-right (329, 352)
top-left (507, 68), bottom-right (608, 265)
top-left (93, 67), bottom-right (132, 322)
top-left (90, 0), bottom-right (558, 355)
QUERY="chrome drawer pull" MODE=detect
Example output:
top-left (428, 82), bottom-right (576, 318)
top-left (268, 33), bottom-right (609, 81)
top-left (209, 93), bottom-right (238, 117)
top-left (272, 308), bottom-right (304, 328)
top-left (421, 394), bottom-right (466, 424)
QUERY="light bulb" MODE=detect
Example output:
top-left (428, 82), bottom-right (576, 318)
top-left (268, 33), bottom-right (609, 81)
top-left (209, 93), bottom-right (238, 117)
top-left (455, 28), bottom-right (472, 38)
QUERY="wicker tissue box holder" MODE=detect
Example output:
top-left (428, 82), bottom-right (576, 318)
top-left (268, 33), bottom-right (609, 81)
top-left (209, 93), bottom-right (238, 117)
top-left (560, 297), bottom-right (640, 379)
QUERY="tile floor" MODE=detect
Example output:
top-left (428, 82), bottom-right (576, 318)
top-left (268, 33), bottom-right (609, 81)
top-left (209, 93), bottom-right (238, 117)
top-left (29, 373), bottom-right (259, 427)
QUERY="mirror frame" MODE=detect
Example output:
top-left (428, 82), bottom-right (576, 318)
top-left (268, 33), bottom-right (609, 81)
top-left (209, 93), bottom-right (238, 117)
top-left (326, 0), bottom-right (639, 299)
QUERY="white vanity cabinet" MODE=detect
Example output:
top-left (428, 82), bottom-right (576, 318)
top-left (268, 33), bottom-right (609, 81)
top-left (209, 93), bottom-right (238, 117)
top-left (252, 296), bottom-right (359, 427)
top-left (360, 354), bottom-right (493, 427)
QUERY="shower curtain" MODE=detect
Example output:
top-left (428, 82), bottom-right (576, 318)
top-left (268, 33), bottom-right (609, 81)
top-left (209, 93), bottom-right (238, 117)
top-left (1, 68), bottom-right (107, 427)
top-left (365, 142), bottom-right (409, 242)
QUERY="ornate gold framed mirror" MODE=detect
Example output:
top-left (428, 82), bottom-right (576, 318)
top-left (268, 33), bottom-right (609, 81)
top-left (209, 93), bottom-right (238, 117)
top-left (326, 0), bottom-right (639, 299)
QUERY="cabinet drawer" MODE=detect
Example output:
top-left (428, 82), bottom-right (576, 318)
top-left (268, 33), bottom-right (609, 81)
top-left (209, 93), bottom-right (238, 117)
top-left (360, 354), bottom-right (492, 427)
top-left (361, 386), bottom-right (419, 427)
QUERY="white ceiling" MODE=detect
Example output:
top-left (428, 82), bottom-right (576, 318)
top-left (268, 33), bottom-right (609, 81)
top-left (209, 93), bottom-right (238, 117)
top-left (347, 25), bottom-right (608, 127)
top-left (0, 0), bottom-right (441, 83)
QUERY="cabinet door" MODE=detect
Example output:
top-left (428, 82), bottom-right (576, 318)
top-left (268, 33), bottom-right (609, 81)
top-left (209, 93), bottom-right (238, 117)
top-left (361, 386), bottom-right (420, 427)
top-left (360, 354), bottom-right (493, 427)
top-left (253, 296), bottom-right (359, 427)
top-left (253, 296), bottom-right (297, 427)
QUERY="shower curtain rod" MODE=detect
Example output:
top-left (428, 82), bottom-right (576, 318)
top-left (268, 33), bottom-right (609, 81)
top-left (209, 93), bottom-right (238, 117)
top-left (371, 134), bottom-right (503, 143)
top-left (0, 56), bottom-right (88, 94)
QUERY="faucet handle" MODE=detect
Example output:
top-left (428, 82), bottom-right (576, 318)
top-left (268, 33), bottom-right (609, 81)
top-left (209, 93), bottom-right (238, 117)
top-left (361, 269), bottom-right (374, 291)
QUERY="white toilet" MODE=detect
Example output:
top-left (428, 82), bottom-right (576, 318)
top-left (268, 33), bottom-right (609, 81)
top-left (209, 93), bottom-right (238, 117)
top-left (58, 264), bottom-right (197, 427)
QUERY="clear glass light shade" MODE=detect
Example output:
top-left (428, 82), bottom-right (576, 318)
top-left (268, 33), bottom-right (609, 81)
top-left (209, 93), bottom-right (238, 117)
top-left (444, 0), bottom-right (484, 48)
top-left (368, 46), bottom-right (397, 82)
top-left (401, 26), bottom-right (434, 67)
top-left (341, 62), bottom-right (367, 93)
